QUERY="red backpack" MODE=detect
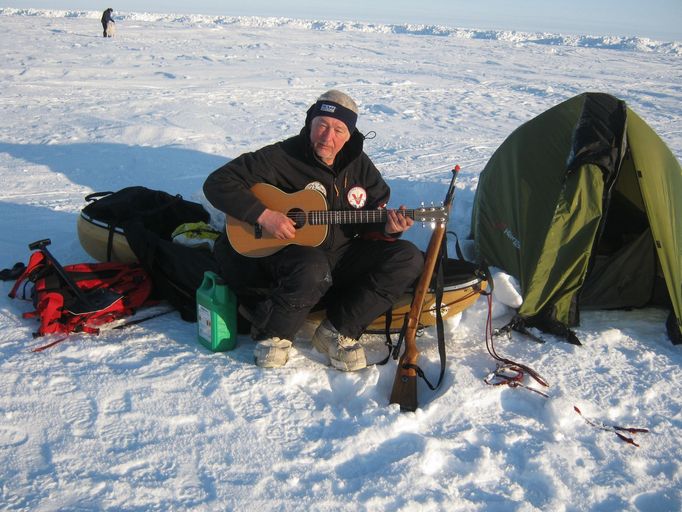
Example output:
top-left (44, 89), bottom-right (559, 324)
top-left (9, 250), bottom-right (154, 342)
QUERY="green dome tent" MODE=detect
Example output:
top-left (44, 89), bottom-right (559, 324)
top-left (471, 92), bottom-right (682, 344)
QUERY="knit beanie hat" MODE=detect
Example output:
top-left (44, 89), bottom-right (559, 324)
top-left (306, 90), bottom-right (358, 133)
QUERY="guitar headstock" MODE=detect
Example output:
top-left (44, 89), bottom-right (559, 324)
top-left (413, 205), bottom-right (448, 226)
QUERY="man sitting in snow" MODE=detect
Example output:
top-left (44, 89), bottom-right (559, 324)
top-left (203, 90), bottom-right (424, 370)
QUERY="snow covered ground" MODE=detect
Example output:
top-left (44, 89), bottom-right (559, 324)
top-left (0, 9), bottom-right (680, 511)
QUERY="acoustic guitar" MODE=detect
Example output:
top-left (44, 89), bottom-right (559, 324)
top-left (226, 183), bottom-right (448, 257)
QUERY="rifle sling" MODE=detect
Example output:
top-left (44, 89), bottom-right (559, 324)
top-left (376, 236), bottom-right (449, 389)
top-left (398, 237), bottom-right (448, 391)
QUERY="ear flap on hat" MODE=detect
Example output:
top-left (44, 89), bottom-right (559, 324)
top-left (304, 103), bottom-right (316, 129)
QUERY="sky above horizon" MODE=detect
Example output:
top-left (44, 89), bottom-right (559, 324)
top-left (1, 0), bottom-right (680, 40)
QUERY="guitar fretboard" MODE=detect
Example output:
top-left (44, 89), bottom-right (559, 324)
top-left (311, 209), bottom-right (395, 225)
top-left (287, 208), bottom-right (445, 226)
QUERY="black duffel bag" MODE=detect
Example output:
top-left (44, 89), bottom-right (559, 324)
top-left (77, 187), bottom-right (219, 321)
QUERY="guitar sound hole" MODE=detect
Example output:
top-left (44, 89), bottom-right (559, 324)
top-left (289, 208), bottom-right (306, 229)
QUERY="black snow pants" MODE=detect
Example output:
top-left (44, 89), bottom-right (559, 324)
top-left (213, 232), bottom-right (424, 340)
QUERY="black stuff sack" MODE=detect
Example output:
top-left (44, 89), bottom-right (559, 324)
top-left (76, 187), bottom-right (219, 321)
top-left (77, 186), bottom-right (210, 263)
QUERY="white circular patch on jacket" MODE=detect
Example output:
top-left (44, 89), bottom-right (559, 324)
top-left (305, 181), bottom-right (327, 197)
top-left (347, 186), bottom-right (367, 209)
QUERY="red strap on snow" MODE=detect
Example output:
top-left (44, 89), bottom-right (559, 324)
top-left (574, 406), bottom-right (649, 447)
top-left (32, 335), bottom-right (70, 352)
top-left (484, 294), bottom-right (549, 395)
top-left (484, 363), bottom-right (549, 398)
top-left (481, 291), bottom-right (649, 446)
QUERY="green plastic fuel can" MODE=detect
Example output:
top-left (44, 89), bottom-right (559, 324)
top-left (196, 271), bottom-right (237, 352)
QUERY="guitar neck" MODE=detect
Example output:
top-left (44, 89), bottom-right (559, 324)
top-left (309, 209), bottom-right (395, 225)
top-left (307, 208), bottom-right (442, 226)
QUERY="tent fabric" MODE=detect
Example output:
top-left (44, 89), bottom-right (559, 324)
top-left (580, 228), bottom-right (656, 310)
top-left (471, 92), bottom-right (682, 343)
top-left (626, 110), bottom-right (682, 341)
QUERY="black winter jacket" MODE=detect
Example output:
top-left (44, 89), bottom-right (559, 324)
top-left (204, 122), bottom-right (393, 253)
top-left (101, 9), bottom-right (114, 26)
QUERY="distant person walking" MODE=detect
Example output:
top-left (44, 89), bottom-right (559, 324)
top-left (101, 8), bottom-right (115, 38)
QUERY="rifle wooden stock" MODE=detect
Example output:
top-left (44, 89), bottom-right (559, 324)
top-left (389, 166), bottom-right (460, 411)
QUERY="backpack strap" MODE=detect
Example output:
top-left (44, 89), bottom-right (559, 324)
top-left (372, 306), bottom-right (408, 367)
top-left (446, 230), bottom-right (465, 260)
top-left (106, 225), bottom-right (116, 262)
top-left (33, 290), bottom-right (67, 335)
top-left (8, 251), bottom-right (47, 299)
top-left (84, 191), bottom-right (114, 202)
top-left (375, 307), bottom-right (394, 366)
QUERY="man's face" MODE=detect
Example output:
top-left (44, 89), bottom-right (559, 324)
top-left (310, 116), bottom-right (351, 165)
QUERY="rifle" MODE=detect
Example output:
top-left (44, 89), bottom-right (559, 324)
top-left (389, 165), bottom-right (460, 411)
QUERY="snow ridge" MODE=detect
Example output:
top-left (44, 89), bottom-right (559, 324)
top-left (1, 7), bottom-right (679, 55)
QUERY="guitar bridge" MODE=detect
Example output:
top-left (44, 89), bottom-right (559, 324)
top-left (254, 224), bottom-right (263, 239)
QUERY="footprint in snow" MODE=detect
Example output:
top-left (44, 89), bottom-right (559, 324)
top-left (0, 425), bottom-right (28, 447)
top-left (60, 395), bottom-right (96, 437)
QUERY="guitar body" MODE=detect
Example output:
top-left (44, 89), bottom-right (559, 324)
top-left (226, 184), bottom-right (329, 258)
